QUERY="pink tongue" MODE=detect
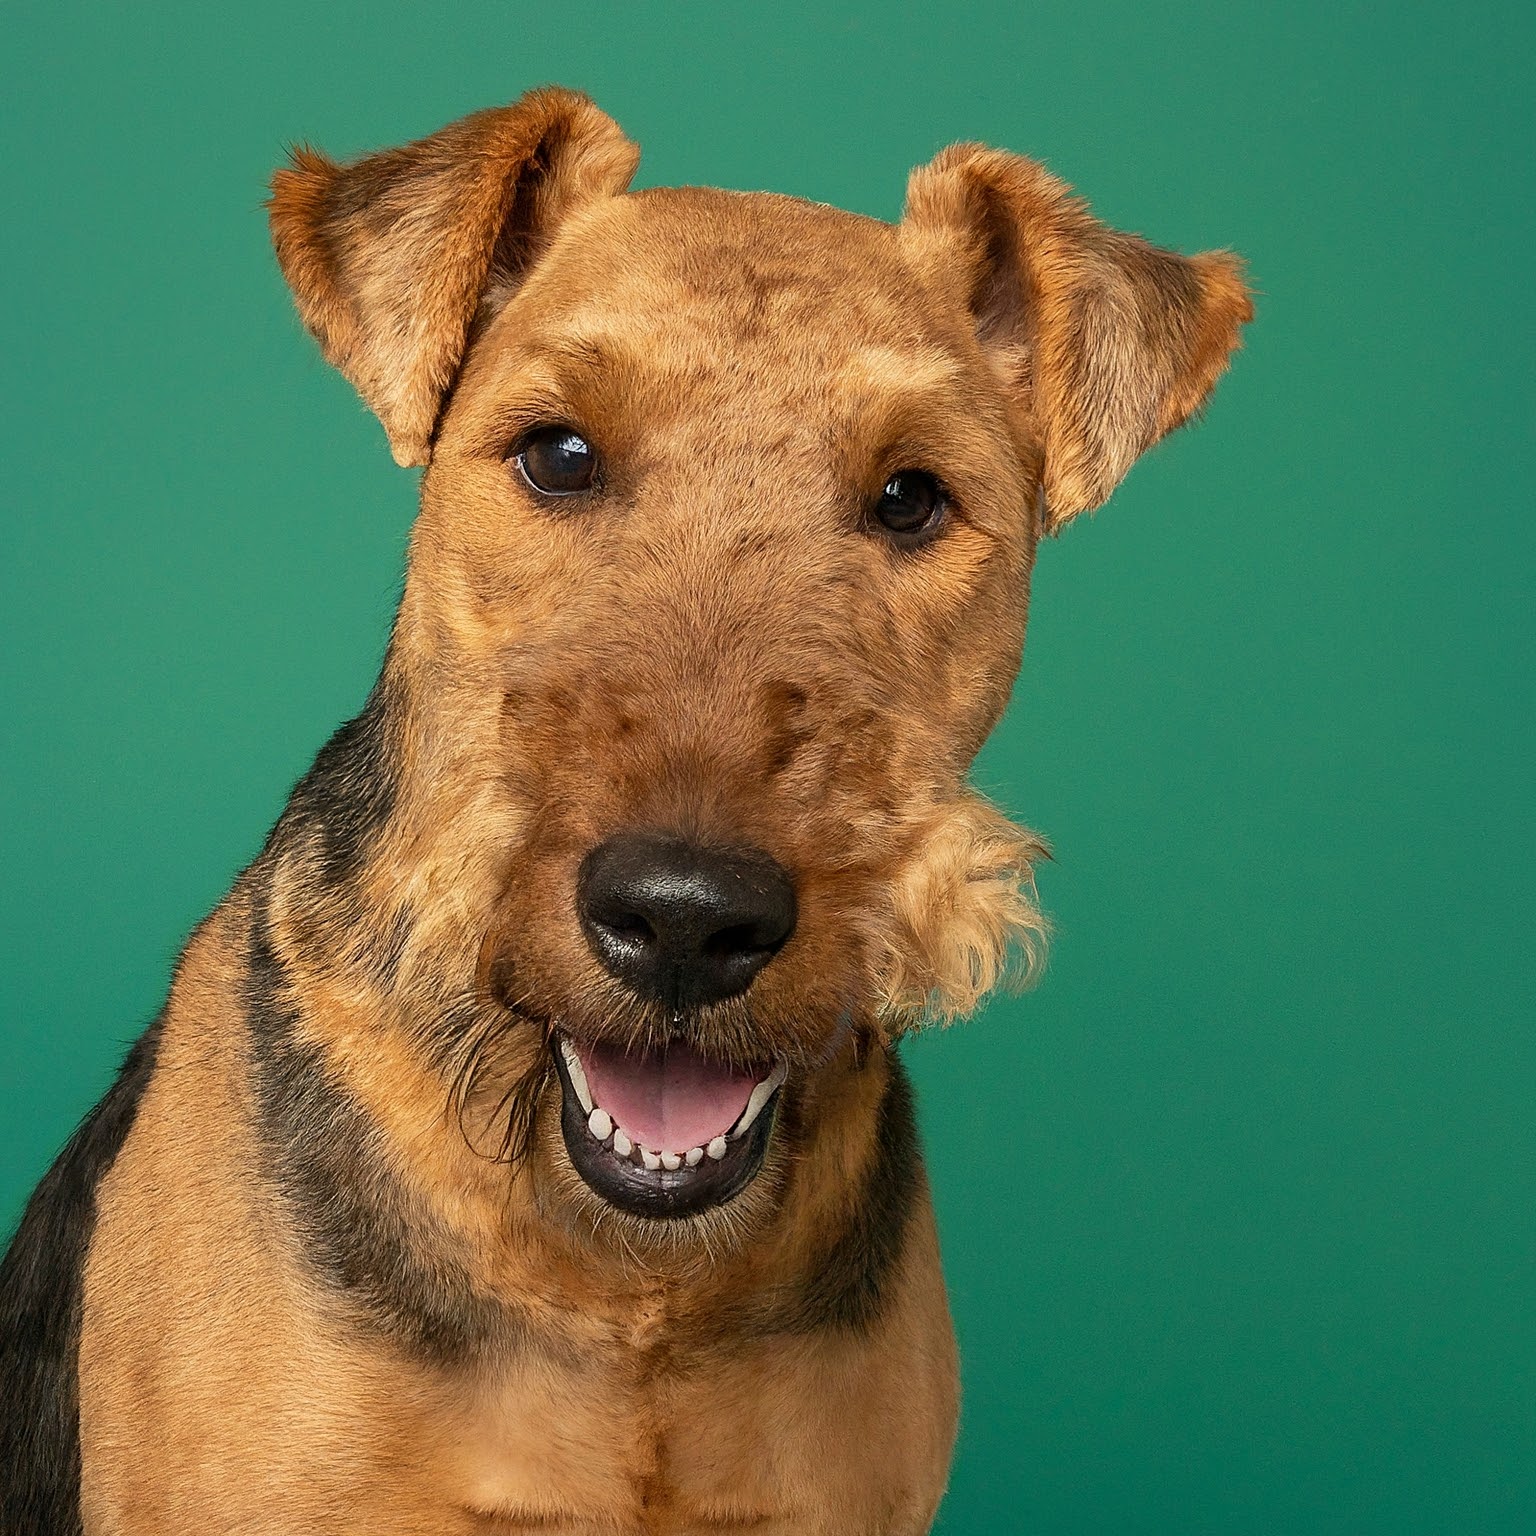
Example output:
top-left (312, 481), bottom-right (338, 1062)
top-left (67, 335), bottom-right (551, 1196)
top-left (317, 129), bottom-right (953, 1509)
top-left (577, 1040), bottom-right (761, 1154)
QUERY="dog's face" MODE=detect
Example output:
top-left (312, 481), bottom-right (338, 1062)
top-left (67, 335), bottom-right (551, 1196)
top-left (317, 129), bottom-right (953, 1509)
top-left (269, 90), bottom-right (1249, 1239)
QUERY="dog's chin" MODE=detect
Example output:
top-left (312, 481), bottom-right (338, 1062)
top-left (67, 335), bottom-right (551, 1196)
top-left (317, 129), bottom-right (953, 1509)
top-left (550, 1033), bottom-right (785, 1220)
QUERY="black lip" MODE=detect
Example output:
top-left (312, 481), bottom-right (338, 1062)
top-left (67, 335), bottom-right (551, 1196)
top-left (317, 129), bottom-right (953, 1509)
top-left (551, 1039), bottom-right (779, 1219)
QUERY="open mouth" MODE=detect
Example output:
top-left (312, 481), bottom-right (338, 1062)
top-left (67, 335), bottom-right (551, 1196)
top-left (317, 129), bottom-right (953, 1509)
top-left (552, 1033), bottom-right (787, 1219)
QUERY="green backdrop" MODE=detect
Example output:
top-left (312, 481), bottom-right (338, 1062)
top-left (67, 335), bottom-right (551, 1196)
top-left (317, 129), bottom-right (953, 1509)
top-left (3, 2), bottom-right (1531, 1529)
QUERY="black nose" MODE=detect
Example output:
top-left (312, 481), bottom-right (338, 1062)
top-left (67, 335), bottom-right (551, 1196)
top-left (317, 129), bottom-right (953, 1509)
top-left (577, 833), bottom-right (797, 1009)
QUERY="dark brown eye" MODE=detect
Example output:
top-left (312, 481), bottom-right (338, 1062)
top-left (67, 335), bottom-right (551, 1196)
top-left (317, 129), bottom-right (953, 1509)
top-left (873, 470), bottom-right (945, 539)
top-left (513, 425), bottom-right (598, 496)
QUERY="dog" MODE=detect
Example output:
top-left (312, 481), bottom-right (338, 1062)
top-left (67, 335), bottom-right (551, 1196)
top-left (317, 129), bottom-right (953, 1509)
top-left (0, 86), bottom-right (1250, 1534)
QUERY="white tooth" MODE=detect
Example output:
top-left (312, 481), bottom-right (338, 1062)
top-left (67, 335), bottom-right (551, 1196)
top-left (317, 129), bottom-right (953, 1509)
top-left (641, 1148), bottom-right (662, 1171)
top-left (706, 1136), bottom-right (727, 1161)
top-left (685, 1146), bottom-right (704, 1167)
top-left (587, 1107), bottom-right (612, 1141)
top-left (661, 1151), bottom-right (682, 1171)
top-left (612, 1128), bottom-right (632, 1157)
top-left (559, 1038), bottom-right (593, 1114)
top-left (731, 1059), bottom-right (789, 1139)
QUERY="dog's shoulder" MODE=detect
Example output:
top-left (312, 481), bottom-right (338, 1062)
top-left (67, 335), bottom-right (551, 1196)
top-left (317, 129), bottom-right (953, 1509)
top-left (0, 1022), bottom-right (162, 1536)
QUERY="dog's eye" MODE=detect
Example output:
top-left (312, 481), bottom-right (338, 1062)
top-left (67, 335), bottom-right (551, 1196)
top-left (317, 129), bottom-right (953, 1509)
top-left (513, 426), bottom-right (598, 496)
top-left (873, 470), bottom-right (946, 540)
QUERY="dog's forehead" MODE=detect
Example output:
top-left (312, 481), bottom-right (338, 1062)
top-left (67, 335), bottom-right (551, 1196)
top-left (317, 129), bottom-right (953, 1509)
top-left (451, 183), bottom-right (985, 454)
top-left (515, 185), bottom-right (960, 370)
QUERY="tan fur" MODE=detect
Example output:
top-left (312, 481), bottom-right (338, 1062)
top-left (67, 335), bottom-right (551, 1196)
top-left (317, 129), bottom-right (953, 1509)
top-left (875, 793), bottom-right (1050, 1026)
top-left (270, 89), bottom-right (640, 466)
top-left (73, 87), bottom-right (1249, 1533)
top-left (901, 143), bottom-right (1252, 525)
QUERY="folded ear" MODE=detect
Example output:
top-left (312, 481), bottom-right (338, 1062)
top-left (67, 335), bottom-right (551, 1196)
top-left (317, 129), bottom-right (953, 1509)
top-left (900, 144), bottom-right (1252, 530)
top-left (268, 88), bottom-right (639, 467)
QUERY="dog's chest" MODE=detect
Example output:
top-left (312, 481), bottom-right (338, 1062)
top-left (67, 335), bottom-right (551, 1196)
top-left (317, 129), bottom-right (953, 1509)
top-left (443, 1318), bottom-right (930, 1534)
top-left (450, 1330), bottom-right (803, 1531)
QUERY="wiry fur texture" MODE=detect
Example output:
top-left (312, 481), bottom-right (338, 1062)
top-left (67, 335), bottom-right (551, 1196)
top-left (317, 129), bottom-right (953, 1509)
top-left (875, 794), bottom-right (1050, 1028)
top-left (1, 88), bottom-right (1249, 1535)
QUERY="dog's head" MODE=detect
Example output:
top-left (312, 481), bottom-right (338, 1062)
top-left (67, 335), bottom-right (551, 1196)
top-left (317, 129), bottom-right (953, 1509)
top-left (268, 89), bottom-right (1249, 1238)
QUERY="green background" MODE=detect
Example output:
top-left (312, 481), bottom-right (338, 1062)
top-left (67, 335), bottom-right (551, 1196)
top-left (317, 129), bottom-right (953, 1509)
top-left (3, 1), bottom-right (1531, 1529)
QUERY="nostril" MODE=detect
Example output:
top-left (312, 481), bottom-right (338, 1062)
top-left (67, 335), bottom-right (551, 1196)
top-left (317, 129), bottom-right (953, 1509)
top-left (706, 922), bottom-right (777, 960)
top-left (598, 911), bottom-right (656, 944)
